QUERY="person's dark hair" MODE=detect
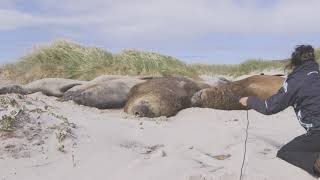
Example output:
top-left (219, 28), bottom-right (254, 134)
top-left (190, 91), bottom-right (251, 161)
top-left (285, 45), bottom-right (315, 70)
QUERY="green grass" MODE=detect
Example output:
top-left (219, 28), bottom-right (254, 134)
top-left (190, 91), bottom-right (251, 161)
top-left (2, 40), bottom-right (114, 82)
top-left (1, 39), bottom-right (318, 83)
top-left (189, 59), bottom-right (286, 77)
top-left (114, 50), bottom-right (198, 78)
top-left (1, 40), bottom-right (198, 83)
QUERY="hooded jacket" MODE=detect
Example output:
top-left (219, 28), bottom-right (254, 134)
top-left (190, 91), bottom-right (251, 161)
top-left (247, 60), bottom-right (320, 132)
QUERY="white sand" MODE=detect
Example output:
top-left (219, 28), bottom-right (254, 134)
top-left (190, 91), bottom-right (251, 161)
top-left (0, 92), bottom-right (318, 180)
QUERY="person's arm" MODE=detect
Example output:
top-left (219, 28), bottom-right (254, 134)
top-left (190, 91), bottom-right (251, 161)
top-left (240, 77), bottom-right (299, 115)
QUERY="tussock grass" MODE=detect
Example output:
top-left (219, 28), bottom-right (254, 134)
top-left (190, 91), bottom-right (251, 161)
top-left (114, 50), bottom-right (198, 78)
top-left (1, 39), bottom-right (318, 83)
top-left (2, 40), bottom-right (114, 83)
top-left (316, 49), bottom-right (320, 61)
top-left (189, 59), bottom-right (286, 77)
top-left (1, 40), bottom-right (197, 83)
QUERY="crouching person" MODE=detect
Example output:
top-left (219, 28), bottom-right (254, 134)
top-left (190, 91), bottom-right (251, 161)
top-left (239, 45), bottom-right (320, 177)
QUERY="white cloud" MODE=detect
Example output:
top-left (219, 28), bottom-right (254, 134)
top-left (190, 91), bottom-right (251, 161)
top-left (0, 9), bottom-right (104, 30)
top-left (0, 10), bottom-right (35, 30)
top-left (1, 0), bottom-right (320, 38)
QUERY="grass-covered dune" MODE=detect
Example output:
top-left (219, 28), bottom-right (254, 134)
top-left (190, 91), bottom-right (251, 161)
top-left (1, 40), bottom-right (319, 83)
top-left (189, 59), bottom-right (287, 77)
top-left (1, 40), bottom-right (197, 83)
top-left (191, 49), bottom-right (320, 77)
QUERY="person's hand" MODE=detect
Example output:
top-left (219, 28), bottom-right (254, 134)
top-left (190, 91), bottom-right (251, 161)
top-left (239, 97), bottom-right (248, 106)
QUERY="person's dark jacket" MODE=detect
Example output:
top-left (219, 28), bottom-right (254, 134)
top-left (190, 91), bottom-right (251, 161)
top-left (247, 60), bottom-right (320, 132)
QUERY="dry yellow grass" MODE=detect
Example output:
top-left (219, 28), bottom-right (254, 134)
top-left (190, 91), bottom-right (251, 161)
top-left (1, 40), bottom-right (318, 83)
top-left (1, 40), bottom-right (197, 83)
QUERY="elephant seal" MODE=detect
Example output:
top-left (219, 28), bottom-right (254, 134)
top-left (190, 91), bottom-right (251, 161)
top-left (62, 75), bottom-right (124, 101)
top-left (62, 75), bottom-right (150, 109)
top-left (191, 75), bottom-right (285, 110)
top-left (124, 77), bottom-right (211, 118)
top-left (0, 78), bottom-right (85, 97)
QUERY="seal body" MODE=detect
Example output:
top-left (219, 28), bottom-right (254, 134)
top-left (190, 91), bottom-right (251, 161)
top-left (191, 75), bottom-right (285, 110)
top-left (124, 77), bottom-right (210, 117)
top-left (0, 78), bottom-right (84, 97)
top-left (63, 75), bottom-right (147, 109)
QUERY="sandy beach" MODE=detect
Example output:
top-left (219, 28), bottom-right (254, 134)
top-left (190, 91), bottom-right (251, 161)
top-left (0, 89), bottom-right (317, 180)
top-left (2, 0), bottom-right (319, 179)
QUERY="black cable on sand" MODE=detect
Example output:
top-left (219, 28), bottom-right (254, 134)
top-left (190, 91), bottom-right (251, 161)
top-left (239, 110), bottom-right (249, 180)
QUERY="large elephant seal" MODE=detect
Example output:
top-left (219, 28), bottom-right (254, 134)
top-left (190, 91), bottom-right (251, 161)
top-left (62, 75), bottom-right (125, 101)
top-left (191, 75), bottom-right (285, 110)
top-left (62, 75), bottom-right (151, 109)
top-left (124, 77), bottom-right (211, 118)
top-left (0, 78), bottom-right (85, 97)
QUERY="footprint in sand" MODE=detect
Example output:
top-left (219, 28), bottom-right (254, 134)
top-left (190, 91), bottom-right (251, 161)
top-left (257, 147), bottom-right (277, 160)
top-left (259, 148), bottom-right (272, 155)
top-left (194, 147), bottom-right (232, 161)
top-left (188, 173), bottom-right (236, 180)
top-left (119, 141), bottom-right (166, 159)
top-left (189, 148), bottom-right (229, 174)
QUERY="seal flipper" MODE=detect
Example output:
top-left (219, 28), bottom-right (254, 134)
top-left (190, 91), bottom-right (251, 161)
top-left (43, 83), bottom-right (82, 97)
top-left (60, 83), bottom-right (83, 93)
top-left (0, 85), bottom-right (29, 95)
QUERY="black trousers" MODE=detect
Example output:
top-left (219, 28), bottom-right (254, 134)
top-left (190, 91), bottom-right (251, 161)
top-left (277, 130), bottom-right (320, 177)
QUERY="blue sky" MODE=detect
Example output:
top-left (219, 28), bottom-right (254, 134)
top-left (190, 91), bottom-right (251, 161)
top-left (0, 0), bottom-right (320, 64)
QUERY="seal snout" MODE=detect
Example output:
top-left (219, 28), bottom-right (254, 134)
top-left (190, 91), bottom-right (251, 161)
top-left (131, 101), bottom-right (154, 118)
top-left (132, 104), bottom-right (150, 117)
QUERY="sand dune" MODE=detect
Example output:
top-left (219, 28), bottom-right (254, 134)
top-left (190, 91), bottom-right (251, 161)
top-left (0, 89), bottom-right (317, 180)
